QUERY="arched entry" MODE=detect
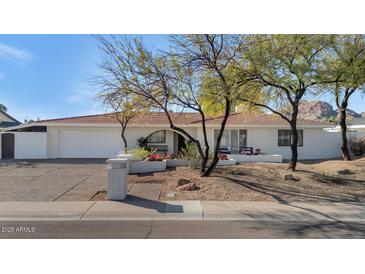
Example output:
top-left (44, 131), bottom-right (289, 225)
top-left (175, 132), bottom-right (187, 153)
top-left (144, 130), bottom-right (187, 155)
top-left (1, 133), bottom-right (15, 159)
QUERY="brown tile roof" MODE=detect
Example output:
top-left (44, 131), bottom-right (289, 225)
top-left (38, 112), bottom-right (202, 125)
top-left (38, 112), bottom-right (332, 127)
top-left (197, 112), bottom-right (332, 126)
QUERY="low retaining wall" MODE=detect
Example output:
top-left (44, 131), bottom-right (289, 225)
top-left (216, 159), bottom-right (237, 166)
top-left (167, 158), bottom-right (237, 167)
top-left (129, 160), bottom-right (167, 174)
top-left (166, 159), bottom-right (191, 167)
top-left (229, 154), bottom-right (283, 163)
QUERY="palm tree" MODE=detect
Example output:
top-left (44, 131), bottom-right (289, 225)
top-left (0, 104), bottom-right (7, 113)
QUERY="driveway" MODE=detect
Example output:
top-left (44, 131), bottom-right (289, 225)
top-left (0, 159), bottom-right (108, 201)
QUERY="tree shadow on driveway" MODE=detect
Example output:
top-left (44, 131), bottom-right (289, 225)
top-left (112, 195), bottom-right (183, 213)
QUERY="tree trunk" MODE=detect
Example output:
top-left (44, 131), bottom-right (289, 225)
top-left (163, 110), bottom-right (207, 172)
top-left (339, 106), bottom-right (351, 161)
top-left (288, 108), bottom-right (299, 171)
top-left (189, 140), bottom-right (205, 173)
top-left (203, 98), bottom-right (231, 177)
top-left (199, 110), bottom-right (210, 175)
top-left (201, 151), bottom-right (209, 174)
top-left (121, 127), bottom-right (128, 153)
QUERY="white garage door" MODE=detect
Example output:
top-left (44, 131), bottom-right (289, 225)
top-left (58, 129), bottom-right (122, 158)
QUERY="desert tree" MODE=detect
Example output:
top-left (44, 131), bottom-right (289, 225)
top-left (95, 35), bottom-right (209, 174)
top-left (235, 34), bottom-right (334, 171)
top-left (170, 35), bottom-right (242, 176)
top-left (96, 36), bottom-right (208, 172)
top-left (98, 89), bottom-right (151, 153)
top-left (321, 34), bottom-right (365, 160)
top-left (95, 35), bottom-right (242, 176)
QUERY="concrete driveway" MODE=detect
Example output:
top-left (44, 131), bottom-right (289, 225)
top-left (0, 159), bottom-right (108, 201)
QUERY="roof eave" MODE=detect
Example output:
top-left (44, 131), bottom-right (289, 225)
top-left (44, 122), bottom-right (329, 128)
top-left (0, 110), bottom-right (20, 123)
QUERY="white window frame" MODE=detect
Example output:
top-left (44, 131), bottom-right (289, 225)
top-left (147, 130), bottom-right (166, 143)
top-left (278, 129), bottom-right (303, 147)
top-left (214, 128), bottom-right (247, 153)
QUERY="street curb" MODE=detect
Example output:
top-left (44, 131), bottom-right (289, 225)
top-left (0, 201), bottom-right (364, 222)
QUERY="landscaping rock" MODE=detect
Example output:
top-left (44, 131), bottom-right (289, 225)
top-left (337, 169), bottom-right (352, 175)
top-left (16, 162), bottom-right (33, 167)
top-left (177, 178), bottom-right (193, 187)
top-left (284, 173), bottom-right (300, 181)
top-left (176, 182), bottom-right (196, 191)
top-left (166, 192), bottom-right (176, 198)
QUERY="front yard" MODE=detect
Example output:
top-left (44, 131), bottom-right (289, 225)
top-left (0, 157), bottom-right (364, 203)
top-left (130, 157), bottom-right (365, 203)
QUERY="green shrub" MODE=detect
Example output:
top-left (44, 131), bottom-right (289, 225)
top-left (136, 136), bottom-right (155, 151)
top-left (178, 140), bottom-right (198, 160)
top-left (349, 136), bottom-right (365, 156)
top-left (130, 147), bottom-right (153, 159)
top-left (178, 140), bottom-right (201, 168)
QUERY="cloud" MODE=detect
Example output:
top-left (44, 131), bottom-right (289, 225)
top-left (0, 42), bottom-right (33, 64)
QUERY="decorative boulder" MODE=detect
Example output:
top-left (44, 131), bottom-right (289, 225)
top-left (284, 173), bottom-right (300, 181)
top-left (176, 182), bottom-right (196, 191)
top-left (166, 192), bottom-right (176, 198)
top-left (16, 162), bottom-right (33, 167)
top-left (177, 178), bottom-right (193, 187)
top-left (337, 169), bottom-right (351, 175)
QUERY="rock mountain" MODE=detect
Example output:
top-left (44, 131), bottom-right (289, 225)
top-left (298, 100), bottom-right (363, 122)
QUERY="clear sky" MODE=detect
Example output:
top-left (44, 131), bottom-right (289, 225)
top-left (0, 34), bottom-right (364, 122)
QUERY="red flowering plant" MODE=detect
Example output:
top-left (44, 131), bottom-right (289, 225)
top-left (163, 153), bottom-right (175, 159)
top-left (147, 154), bottom-right (164, 161)
top-left (219, 154), bottom-right (228, 160)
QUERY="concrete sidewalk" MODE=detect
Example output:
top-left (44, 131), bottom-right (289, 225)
top-left (1, 200), bottom-right (365, 222)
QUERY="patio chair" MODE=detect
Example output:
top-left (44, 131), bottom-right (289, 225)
top-left (239, 146), bottom-right (253, 155)
top-left (219, 145), bottom-right (231, 154)
top-left (148, 144), bottom-right (168, 155)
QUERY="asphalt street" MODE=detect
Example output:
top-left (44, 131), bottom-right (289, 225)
top-left (1, 220), bottom-right (365, 239)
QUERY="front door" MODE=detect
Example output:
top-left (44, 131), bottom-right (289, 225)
top-left (177, 134), bottom-right (186, 153)
top-left (1, 133), bottom-right (15, 159)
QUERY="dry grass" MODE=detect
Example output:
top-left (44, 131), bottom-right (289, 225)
top-left (129, 157), bottom-right (365, 203)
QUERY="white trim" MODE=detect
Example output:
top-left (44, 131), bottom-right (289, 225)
top-left (4, 122), bottom-right (330, 131)
top-left (324, 125), bottom-right (365, 132)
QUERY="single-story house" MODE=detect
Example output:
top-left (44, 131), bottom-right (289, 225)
top-left (0, 112), bottom-right (345, 160)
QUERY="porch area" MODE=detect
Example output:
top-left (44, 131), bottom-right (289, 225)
top-left (228, 154), bottom-right (283, 163)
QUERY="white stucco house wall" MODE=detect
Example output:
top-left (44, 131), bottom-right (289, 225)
top-left (0, 111), bottom-right (349, 160)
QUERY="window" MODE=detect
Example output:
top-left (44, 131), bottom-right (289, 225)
top-left (278, 130), bottom-right (303, 146)
top-left (238, 129), bottom-right (247, 152)
top-left (214, 129), bottom-right (247, 153)
top-left (147, 130), bottom-right (166, 143)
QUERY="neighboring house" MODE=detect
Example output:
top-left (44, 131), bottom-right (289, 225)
top-left (351, 118), bottom-right (365, 134)
top-left (0, 112), bottom-right (344, 160)
top-left (0, 110), bottom-right (21, 160)
top-left (0, 110), bottom-right (20, 130)
top-left (324, 118), bottom-right (365, 135)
